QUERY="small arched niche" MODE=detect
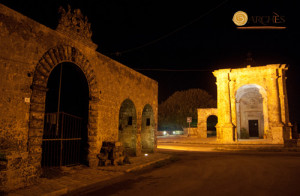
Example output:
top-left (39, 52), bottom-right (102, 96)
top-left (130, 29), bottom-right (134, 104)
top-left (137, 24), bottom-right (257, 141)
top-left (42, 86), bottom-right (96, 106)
top-left (141, 104), bottom-right (155, 153)
top-left (118, 99), bottom-right (137, 156)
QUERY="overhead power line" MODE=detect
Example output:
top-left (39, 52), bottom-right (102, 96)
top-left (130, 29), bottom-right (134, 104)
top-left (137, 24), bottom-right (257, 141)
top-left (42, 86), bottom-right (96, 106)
top-left (134, 68), bottom-right (214, 72)
top-left (110, 0), bottom-right (228, 56)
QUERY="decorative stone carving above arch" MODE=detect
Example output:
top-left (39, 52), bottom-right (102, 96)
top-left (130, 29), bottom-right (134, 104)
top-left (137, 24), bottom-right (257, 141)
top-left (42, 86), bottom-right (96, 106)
top-left (56, 5), bottom-right (97, 49)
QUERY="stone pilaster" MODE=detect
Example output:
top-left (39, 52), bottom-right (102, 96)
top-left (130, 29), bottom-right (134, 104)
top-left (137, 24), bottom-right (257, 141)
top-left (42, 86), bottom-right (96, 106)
top-left (87, 99), bottom-right (101, 168)
top-left (278, 65), bottom-right (292, 139)
top-left (268, 74), bottom-right (284, 143)
top-left (229, 80), bottom-right (237, 141)
top-left (197, 122), bottom-right (207, 138)
top-left (136, 111), bottom-right (142, 156)
top-left (214, 70), bottom-right (235, 143)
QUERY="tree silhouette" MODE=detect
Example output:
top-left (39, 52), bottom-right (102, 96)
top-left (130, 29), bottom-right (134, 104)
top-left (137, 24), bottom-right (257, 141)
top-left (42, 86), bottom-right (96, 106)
top-left (158, 88), bottom-right (216, 131)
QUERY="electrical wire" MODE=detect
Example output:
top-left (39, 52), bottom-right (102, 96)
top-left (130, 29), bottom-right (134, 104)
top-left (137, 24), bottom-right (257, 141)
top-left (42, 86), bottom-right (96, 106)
top-left (110, 0), bottom-right (229, 56)
top-left (134, 68), bottom-right (214, 72)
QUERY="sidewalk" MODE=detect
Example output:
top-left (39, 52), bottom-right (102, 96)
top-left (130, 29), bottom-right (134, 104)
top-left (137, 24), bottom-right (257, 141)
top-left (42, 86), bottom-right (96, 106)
top-left (7, 153), bottom-right (172, 196)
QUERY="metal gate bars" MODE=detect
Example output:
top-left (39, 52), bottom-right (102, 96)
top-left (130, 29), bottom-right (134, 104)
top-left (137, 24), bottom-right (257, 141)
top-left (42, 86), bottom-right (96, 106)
top-left (41, 112), bottom-right (83, 167)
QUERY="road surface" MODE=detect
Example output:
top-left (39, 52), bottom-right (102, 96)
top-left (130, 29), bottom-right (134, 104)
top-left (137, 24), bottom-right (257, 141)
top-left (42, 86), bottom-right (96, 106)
top-left (70, 150), bottom-right (300, 196)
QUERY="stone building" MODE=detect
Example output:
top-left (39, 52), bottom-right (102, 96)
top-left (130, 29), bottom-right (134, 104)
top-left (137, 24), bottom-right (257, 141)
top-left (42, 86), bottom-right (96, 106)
top-left (197, 65), bottom-right (291, 144)
top-left (0, 4), bottom-right (158, 191)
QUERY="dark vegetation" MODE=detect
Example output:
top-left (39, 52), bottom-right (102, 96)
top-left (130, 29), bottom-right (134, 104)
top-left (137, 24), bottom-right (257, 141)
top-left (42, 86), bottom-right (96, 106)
top-left (158, 88), bottom-right (216, 131)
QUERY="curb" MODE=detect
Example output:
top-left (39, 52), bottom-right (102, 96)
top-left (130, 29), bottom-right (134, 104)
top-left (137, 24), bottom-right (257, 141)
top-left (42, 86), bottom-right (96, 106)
top-left (42, 188), bottom-right (68, 196)
top-left (125, 156), bottom-right (172, 173)
top-left (214, 147), bottom-right (300, 152)
top-left (63, 155), bottom-right (173, 195)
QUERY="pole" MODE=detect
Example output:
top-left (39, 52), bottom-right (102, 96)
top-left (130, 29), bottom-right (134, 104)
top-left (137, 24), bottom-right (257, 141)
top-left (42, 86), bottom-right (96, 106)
top-left (56, 64), bottom-right (63, 136)
top-left (189, 122), bottom-right (191, 136)
top-left (57, 64), bottom-right (63, 166)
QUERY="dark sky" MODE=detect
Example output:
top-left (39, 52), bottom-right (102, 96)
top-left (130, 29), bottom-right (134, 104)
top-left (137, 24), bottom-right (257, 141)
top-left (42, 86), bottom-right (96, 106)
top-left (1, 0), bottom-right (300, 122)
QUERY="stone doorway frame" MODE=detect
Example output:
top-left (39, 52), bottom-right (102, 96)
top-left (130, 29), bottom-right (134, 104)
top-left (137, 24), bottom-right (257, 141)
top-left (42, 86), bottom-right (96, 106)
top-left (235, 84), bottom-right (267, 140)
top-left (28, 45), bottom-right (100, 174)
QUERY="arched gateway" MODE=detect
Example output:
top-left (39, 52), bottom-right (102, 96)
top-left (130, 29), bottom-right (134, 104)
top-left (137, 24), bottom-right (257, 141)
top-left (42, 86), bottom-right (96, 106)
top-left (28, 45), bottom-right (100, 170)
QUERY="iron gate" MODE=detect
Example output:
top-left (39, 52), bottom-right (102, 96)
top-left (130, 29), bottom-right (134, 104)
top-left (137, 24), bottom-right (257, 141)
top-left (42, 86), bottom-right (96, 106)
top-left (41, 112), bottom-right (83, 167)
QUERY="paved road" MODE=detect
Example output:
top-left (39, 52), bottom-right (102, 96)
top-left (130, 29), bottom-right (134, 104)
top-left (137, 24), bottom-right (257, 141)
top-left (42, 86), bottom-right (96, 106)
top-left (71, 150), bottom-right (300, 196)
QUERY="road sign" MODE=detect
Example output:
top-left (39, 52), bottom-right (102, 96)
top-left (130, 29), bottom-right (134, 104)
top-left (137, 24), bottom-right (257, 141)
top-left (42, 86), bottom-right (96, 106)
top-left (187, 117), bottom-right (192, 123)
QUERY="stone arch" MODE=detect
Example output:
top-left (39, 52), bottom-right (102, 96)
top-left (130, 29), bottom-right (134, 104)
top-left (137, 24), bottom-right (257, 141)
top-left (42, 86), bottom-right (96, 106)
top-left (235, 84), bottom-right (268, 139)
top-left (141, 104), bottom-right (155, 153)
top-left (197, 108), bottom-right (218, 138)
top-left (118, 99), bottom-right (137, 156)
top-left (28, 45), bottom-right (100, 170)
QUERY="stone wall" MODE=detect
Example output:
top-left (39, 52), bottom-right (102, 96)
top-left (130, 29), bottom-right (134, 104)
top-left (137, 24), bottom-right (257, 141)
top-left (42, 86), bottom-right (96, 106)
top-left (0, 4), bottom-right (158, 191)
top-left (197, 108), bottom-right (218, 138)
top-left (141, 104), bottom-right (155, 153)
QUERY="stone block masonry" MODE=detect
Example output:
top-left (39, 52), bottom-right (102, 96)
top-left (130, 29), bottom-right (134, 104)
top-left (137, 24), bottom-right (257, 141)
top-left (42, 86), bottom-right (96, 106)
top-left (0, 3), bottom-right (158, 191)
top-left (213, 65), bottom-right (292, 144)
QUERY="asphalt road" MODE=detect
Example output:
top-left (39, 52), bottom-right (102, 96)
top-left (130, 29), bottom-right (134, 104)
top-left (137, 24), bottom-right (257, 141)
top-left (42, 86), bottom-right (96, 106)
top-left (71, 150), bottom-right (300, 196)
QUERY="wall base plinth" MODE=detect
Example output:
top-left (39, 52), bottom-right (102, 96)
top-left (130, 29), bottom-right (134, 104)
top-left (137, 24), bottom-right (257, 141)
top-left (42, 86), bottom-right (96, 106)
top-left (270, 125), bottom-right (285, 144)
top-left (217, 123), bottom-right (235, 143)
top-left (197, 125), bottom-right (207, 138)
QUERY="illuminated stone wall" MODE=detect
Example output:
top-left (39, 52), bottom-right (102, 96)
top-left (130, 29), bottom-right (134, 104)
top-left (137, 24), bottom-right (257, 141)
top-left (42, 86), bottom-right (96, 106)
top-left (141, 104), bottom-right (155, 153)
top-left (213, 65), bottom-right (292, 144)
top-left (0, 4), bottom-right (158, 191)
top-left (118, 99), bottom-right (137, 156)
top-left (197, 108), bottom-right (218, 138)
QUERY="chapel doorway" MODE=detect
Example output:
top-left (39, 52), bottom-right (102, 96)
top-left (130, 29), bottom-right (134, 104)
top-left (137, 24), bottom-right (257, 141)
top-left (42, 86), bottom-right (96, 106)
top-left (249, 120), bottom-right (259, 137)
top-left (236, 84), bottom-right (266, 139)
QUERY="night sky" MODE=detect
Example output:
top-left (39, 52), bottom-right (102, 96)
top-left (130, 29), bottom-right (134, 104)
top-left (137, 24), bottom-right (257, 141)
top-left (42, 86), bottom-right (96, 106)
top-left (1, 0), bottom-right (300, 123)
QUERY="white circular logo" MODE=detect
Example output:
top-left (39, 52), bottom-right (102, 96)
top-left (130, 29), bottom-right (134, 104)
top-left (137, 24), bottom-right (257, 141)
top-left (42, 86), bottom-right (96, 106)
top-left (233, 11), bottom-right (248, 26)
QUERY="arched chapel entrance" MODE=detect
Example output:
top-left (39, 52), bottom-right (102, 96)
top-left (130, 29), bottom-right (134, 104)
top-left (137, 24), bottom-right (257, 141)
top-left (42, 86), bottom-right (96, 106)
top-left (236, 84), bottom-right (267, 139)
top-left (212, 65), bottom-right (291, 143)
